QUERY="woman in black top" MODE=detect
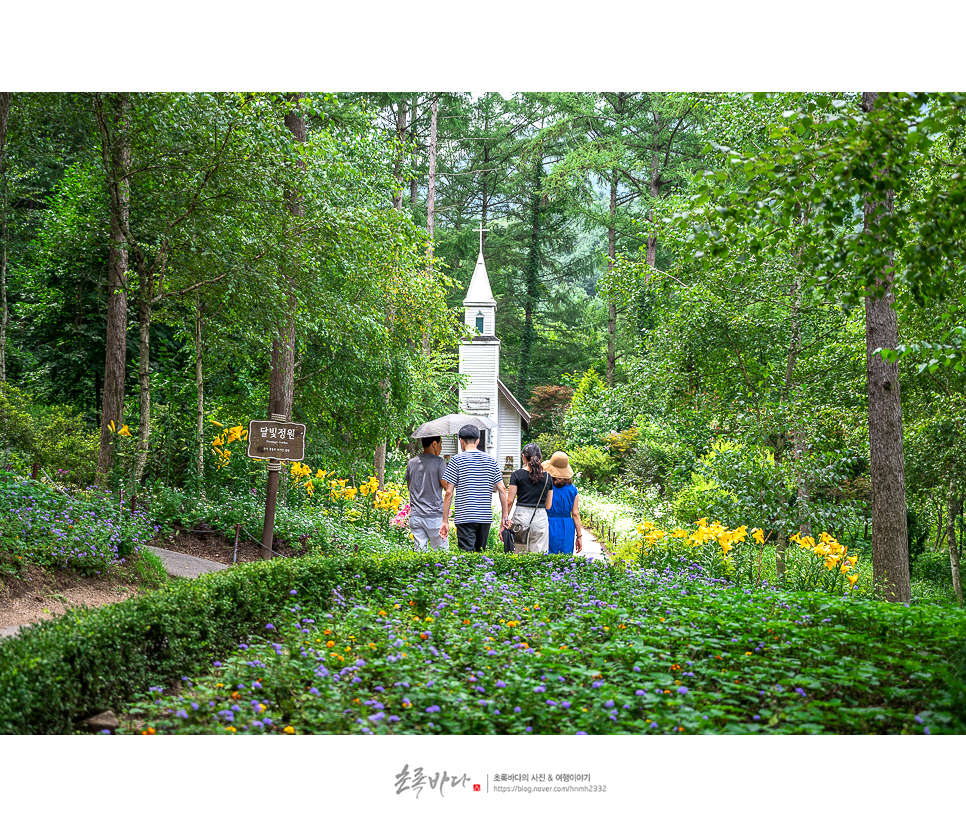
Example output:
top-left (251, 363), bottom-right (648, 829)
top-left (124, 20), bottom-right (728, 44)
top-left (504, 443), bottom-right (553, 553)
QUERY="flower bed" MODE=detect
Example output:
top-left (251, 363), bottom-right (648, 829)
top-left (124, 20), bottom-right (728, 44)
top-left (121, 552), bottom-right (966, 735)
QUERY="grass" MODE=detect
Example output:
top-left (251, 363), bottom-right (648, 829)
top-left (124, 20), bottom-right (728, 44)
top-left (119, 550), bottom-right (966, 735)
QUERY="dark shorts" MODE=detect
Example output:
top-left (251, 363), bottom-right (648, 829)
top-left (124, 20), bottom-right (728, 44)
top-left (455, 522), bottom-right (490, 552)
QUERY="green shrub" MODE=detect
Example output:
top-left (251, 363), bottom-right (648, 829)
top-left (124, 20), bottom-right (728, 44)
top-left (0, 550), bottom-right (451, 734)
top-left (672, 472), bottom-right (735, 526)
top-left (569, 446), bottom-right (619, 487)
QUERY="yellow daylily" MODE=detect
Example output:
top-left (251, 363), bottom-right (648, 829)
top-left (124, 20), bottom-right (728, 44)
top-left (117, 424), bottom-right (133, 437)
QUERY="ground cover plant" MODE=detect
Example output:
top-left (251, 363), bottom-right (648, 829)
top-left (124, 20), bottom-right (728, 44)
top-left (121, 551), bottom-right (966, 735)
top-left (0, 470), bottom-right (157, 579)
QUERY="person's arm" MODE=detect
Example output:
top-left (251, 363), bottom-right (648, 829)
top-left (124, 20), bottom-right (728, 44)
top-left (440, 479), bottom-right (454, 539)
top-left (572, 493), bottom-right (583, 553)
top-left (504, 483), bottom-right (517, 529)
top-left (544, 476), bottom-right (553, 510)
top-left (497, 479), bottom-right (510, 529)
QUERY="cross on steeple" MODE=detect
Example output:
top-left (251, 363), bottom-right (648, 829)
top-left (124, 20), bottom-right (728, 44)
top-left (476, 221), bottom-right (488, 254)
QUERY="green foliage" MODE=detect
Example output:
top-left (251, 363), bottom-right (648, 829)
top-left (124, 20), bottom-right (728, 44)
top-left (0, 550), bottom-right (451, 733)
top-left (115, 552), bottom-right (966, 735)
top-left (672, 472), bottom-right (735, 527)
top-left (569, 446), bottom-right (619, 488)
top-left (0, 471), bottom-right (155, 577)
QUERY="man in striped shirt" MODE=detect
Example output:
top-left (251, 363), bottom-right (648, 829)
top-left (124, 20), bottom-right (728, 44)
top-left (440, 424), bottom-right (509, 552)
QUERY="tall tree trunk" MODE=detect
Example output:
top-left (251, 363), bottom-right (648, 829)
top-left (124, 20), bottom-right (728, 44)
top-left (947, 481), bottom-right (964, 607)
top-left (263, 95), bottom-right (305, 557)
top-left (133, 270), bottom-right (153, 483)
top-left (423, 96), bottom-right (437, 357)
top-left (0, 92), bottom-right (10, 384)
top-left (194, 293), bottom-right (205, 499)
top-left (518, 155), bottom-right (542, 400)
top-left (862, 92), bottom-right (911, 603)
top-left (606, 169), bottom-right (618, 386)
top-left (94, 94), bottom-right (131, 484)
top-left (376, 96), bottom-right (410, 487)
top-left (391, 98), bottom-right (408, 211)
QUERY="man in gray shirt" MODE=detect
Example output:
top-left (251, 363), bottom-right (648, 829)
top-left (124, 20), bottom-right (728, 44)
top-left (405, 436), bottom-right (447, 551)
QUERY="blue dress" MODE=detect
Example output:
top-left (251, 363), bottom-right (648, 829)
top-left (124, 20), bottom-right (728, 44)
top-left (547, 484), bottom-right (578, 554)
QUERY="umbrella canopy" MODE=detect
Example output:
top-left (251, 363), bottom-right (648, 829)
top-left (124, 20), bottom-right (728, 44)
top-left (410, 413), bottom-right (497, 439)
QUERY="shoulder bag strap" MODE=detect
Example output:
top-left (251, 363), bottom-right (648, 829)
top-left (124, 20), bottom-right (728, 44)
top-left (528, 473), bottom-right (550, 526)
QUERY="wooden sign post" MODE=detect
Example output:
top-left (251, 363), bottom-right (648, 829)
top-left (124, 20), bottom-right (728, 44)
top-left (247, 419), bottom-right (307, 558)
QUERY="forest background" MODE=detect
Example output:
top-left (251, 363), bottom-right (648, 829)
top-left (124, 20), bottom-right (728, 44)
top-left (2, 91), bottom-right (966, 609)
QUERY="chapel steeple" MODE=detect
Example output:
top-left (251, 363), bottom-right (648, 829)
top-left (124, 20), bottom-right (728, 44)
top-left (463, 222), bottom-right (496, 337)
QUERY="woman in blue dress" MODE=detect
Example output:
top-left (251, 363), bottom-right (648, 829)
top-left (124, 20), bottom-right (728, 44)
top-left (542, 451), bottom-right (584, 554)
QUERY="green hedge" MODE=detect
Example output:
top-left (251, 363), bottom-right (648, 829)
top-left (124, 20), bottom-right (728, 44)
top-left (0, 550), bottom-right (455, 734)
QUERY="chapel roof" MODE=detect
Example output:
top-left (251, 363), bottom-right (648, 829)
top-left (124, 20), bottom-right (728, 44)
top-left (464, 249), bottom-right (496, 307)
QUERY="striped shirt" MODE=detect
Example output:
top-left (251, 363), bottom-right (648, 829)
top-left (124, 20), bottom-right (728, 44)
top-left (442, 450), bottom-right (503, 524)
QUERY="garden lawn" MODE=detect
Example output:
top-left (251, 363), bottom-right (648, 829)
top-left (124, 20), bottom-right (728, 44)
top-left (123, 553), bottom-right (966, 735)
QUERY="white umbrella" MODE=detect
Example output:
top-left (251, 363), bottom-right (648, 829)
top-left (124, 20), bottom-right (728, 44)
top-left (410, 413), bottom-right (497, 438)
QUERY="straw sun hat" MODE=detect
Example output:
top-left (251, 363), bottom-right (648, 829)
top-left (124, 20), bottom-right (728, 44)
top-left (542, 451), bottom-right (575, 479)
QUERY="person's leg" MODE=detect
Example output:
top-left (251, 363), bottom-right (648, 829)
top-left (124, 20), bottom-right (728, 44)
top-left (455, 524), bottom-right (476, 552)
top-left (425, 515), bottom-right (445, 550)
top-left (474, 523), bottom-right (491, 551)
top-left (529, 509), bottom-right (549, 554)
top-left (409, 515), bottom-right (430, 551)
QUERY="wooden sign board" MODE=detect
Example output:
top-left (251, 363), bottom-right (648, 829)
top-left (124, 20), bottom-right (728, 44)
top-left (247, 421), bottom-right (307, 461)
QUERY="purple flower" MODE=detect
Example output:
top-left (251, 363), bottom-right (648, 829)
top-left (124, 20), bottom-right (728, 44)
top-left (677, 686), bottom-right (688, 695)
top-left (576, 731), bottom-right (587, 735)
top-left (425, 705), bottom-right (441, 713)
top-left (213, 661), bottom-right (222, 668)
top-left (604, 699), bottom-right (615, 708)
top-left (795, 687), bottom-right (806, 697)
top-left (533, 685), bottom-right (546, 693)
top-left (289, 590), bottom-right (298, 595)
top-left (266, 624), bottom-right (275, 630)
top-left (592, 681), bottom-right (603, 689)
top-left (753, 715), bottom-right (761, 721)
top-left (309, 687), bottom-right (320, 696)
top-left (513, 707), bottom-right (521, 714)
top-left (635, 689), bottom-right (645, 696)
top-left (560, 701), bottom-right (571, 709)
top-left (495, 680), bottom-right (506, 688)
top-left (924, 727), bottom-right (931, 735)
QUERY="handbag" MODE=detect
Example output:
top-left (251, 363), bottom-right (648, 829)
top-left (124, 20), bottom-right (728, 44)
top-left (511, 474), bottom-right (550, 546)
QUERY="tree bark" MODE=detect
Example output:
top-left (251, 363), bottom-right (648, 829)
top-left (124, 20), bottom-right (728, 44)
top-left (194, 293), bottom-right (205, 498)
top-left (94, 94), bottom-right (131, 484)
top-left (423, 97), bottom-right (437, 357)
top-left (947, 481), bottom-right (964, 606)
top-left (391, 98), bottom-right (408, 211)
top-left (0, 92), bottom-right (9, 384)
top-left (861, 91), bottom-right (911, 603)
top-left (263, 95), bottom-right (306, 557)
top-left (133, 273), bottom-right (153, 483)
top-left (518, 155), bottom-right (542, 399)
top-left (606, 169), bottom-right (618, 386)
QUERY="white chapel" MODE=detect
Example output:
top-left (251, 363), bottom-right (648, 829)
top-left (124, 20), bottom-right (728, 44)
top-left (440, 229), bottom-right (530, 482)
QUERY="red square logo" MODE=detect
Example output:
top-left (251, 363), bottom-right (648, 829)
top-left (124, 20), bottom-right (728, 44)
top-left (473, 784), bottom-right (481, 792)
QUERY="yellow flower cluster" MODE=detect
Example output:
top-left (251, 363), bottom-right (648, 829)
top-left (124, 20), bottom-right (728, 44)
top-left (108, 420), bottom-right (133, 437)
top-left (211, 421), bottom-right (247, 468)
top-left (374, 483), bottom-right (403, 514)
top-left (791, 531), bottom-right (859, 587)
top-left (637, 517), bottom-right (751, 554)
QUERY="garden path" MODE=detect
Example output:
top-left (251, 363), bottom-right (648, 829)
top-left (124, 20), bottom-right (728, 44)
top-left (0, 547), bottom-right (226, 640)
